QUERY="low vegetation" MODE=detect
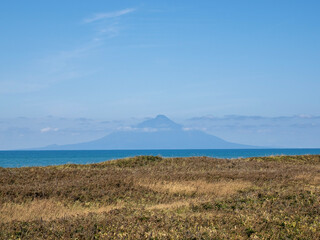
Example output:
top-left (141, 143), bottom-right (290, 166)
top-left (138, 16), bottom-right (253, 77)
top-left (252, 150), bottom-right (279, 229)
top-left (0, 155), bottom-right (319, 239)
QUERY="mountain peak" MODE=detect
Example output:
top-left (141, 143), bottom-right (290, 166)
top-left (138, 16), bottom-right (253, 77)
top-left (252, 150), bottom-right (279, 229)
top-left (135, 115), bottom-right (182, 130)
top-left (155, 114), bottom-right (170, 120)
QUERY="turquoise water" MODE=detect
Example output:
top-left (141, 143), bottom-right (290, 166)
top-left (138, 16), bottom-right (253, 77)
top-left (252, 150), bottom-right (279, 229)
top-left (0, 149), bottom-right (320, 168)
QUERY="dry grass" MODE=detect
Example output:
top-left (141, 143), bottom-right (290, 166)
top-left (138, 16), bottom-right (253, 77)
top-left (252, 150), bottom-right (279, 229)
top-left (0, 155), bottom-right (319, 239)
top-left (0, 199), bottom-right (122, 223)
top-left (294, 173), bottom-right (320, 185)
top-left (146, 200), bottom-right (191, 210)
top-left (139, 179), bottom-right (252, 196)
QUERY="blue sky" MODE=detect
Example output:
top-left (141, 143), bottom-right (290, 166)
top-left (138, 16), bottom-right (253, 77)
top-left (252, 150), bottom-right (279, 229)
top-left (0, 1), bottom-right (320, 149)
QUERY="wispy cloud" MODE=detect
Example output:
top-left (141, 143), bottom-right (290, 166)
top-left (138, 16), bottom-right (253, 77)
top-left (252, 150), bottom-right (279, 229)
top-left (40, 127), bottom-right (59, 133)
top-left (84, 8), bottom-right (136, 23)
top-left (0, 8), bottom-right (136, 95)
top-left (187, 115), bottom-right (320, 122)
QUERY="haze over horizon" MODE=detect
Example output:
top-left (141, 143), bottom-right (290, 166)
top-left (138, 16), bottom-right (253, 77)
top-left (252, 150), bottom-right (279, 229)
top-left (0, 114), bottom-right (320, 150)
top-left (0, 1), bottom-right (319, 149)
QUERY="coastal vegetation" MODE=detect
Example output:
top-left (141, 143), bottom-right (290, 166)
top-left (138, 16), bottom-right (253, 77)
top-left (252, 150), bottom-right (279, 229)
top-left (0, 155), bottom-right (319, 239)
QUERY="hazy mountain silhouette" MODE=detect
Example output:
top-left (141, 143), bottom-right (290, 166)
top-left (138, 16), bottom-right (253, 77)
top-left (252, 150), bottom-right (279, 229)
top-left (136, 115), bottom-right (182, 130)
top-left (38, 115), bottom-right (256, 150)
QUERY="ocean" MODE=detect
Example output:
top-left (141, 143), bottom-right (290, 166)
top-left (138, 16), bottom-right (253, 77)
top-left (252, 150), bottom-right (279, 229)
top-left (1, 148), bottom-right (320, 168)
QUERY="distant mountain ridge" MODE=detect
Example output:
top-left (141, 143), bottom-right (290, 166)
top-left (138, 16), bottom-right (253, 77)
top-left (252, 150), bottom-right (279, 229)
top-left (37, 115), bottom-right (257, 150)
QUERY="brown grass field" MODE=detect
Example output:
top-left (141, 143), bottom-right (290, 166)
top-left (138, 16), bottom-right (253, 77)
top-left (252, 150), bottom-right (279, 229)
top-left (0, 155), bottom-right (319, 239)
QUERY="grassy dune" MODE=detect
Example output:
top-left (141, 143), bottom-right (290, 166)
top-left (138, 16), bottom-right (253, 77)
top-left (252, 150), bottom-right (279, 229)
top-left (0, 155), bottom-right (319, 239)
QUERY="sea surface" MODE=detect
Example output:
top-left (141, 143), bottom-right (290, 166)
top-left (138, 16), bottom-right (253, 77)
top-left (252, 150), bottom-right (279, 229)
top-left (1, 149), bottom-right (320, 168)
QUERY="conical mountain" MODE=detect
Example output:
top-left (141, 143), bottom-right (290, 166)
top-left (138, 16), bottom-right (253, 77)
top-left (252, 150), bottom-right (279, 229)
top-left (136, 115), bottom-right (182, 130)
top-left (38, 115), bottom-right (256, 150)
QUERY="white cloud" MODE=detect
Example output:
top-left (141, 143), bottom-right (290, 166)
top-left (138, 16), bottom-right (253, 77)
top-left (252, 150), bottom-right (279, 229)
top-left (84, 8), bottom-right (136, 23)
top-left (116, 126), bottom-right (159, 132)
top-left (41, 127), bottom-right (59, 133)
top-left (142, 128), bottom-right (158, 132)
top-left (117, 126), bottom-right (135, 131)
